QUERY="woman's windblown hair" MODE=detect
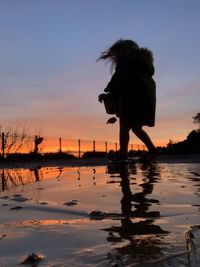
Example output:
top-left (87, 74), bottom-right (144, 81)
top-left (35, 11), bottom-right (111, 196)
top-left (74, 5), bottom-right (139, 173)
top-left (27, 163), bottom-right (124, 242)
top-left (98, 39), bottom-right (154, 66)
top-left (97, 39), bottom-right (139, 64)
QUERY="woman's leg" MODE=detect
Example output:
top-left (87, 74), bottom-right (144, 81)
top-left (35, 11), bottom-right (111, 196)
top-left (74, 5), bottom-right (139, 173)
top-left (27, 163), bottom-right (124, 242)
top-left (132, 126), bottom-right (156, 153)
top-left (119, 117), bottom-right (131, 157)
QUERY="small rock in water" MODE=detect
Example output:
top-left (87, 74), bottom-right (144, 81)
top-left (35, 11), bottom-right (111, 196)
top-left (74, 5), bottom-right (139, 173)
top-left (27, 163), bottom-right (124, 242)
top-left (0, 196), bottom-right (9, 200)
top-left (37, 187), bottom-right (45, 190)
top-left (11, 196), bottom-right (29, 202)
top-left (39, 202), bottom-right (48, 205)
top-left (21, 253), bottom-right (44, 264)
top-left (89, 210), bottom-right (106, 218)
top-left (10, 206), bottom-right (24, 210)
top-left (63, 200), bottom-right (79, 206)
top-left (107, 233), bottom-right (122, 242)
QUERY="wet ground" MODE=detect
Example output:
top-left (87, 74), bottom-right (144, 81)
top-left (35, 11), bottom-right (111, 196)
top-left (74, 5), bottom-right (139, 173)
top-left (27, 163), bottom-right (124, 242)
top-left (0, 162), bottom-right (200, 266)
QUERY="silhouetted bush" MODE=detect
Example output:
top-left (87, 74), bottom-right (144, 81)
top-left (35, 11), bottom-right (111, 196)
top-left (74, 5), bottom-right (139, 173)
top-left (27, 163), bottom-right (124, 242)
top-left (128, 150), bottom-right (145, 157)
top-left (43, 152), bottom-right (75, 160)
top-left (6, 153), bottom-right (43, 161)
top-left (106, 149), bottom-right (146, 160)
top-left (2, 152), bottom-right (75, 162)
top-left (82, 151), bottom-right (107, 158)
top-left (166, 130), bottom-right (200, 154)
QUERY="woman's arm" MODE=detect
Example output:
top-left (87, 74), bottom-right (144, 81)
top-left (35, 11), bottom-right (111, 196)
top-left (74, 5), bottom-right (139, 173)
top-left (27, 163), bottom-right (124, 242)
top-left (104, 66), bottom-right (124, 94)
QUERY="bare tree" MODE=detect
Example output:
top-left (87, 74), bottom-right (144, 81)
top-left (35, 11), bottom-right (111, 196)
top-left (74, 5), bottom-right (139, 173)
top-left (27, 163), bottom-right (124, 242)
top-left (33, 135), bottom-right (44, 154)
top-left (0, 123), bottom-right (31, 157)
top-left (193, 112), bottom-right (200, 128)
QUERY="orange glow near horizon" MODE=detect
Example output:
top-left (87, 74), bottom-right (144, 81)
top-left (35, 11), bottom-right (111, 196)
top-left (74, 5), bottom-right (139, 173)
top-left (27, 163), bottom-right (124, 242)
top-left (41, 137), bottom-right (171, 154)
top-left (2, 134), bottom-right (188, 155)
top-left (42, 138), bottom-right (118, 153)
top-left (9, 136), bottom-right (185, 154)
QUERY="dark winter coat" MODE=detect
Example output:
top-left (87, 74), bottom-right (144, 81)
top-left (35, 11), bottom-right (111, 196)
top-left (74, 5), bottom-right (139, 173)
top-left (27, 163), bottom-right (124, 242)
top-left (104, 49), bottom-right (156, 127)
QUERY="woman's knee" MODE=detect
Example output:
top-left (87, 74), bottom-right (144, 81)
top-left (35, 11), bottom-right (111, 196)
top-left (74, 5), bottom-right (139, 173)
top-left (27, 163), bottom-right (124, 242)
top-left (131, 125), bottom-right (142, 135)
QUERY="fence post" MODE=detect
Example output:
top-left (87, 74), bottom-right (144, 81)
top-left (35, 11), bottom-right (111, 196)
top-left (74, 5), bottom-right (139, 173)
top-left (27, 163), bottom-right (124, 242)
top-left (1, 169), bottom-right (6, 191)
top-left (78, 139), bottom-right (81, 158)
top-left (93, 140), bottom-right (96, 152)
top-left (34, 135), bottom-right (38, 154)
top-left (59, 137), bottom-right (62, 152)
top-left (2, 132), bottom-right (5, 159)
top-left (115, 142), bottom-right (118, 152)
top-left (105, 141), bottom-right (108, 154)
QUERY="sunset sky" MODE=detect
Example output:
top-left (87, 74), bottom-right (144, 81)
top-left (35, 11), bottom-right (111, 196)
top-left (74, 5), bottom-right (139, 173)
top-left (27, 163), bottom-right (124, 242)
top-left (0, 0), bottom-right (200, 150)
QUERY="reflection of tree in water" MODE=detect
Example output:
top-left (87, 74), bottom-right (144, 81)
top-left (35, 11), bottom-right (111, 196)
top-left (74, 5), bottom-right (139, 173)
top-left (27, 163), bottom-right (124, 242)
top-left (105, 163), bottom-right (169, 265)
top-left (0, 167), bottom-right (43, 192)
top-left (188, 166), bottom-right (200, 197)
top-left (0, 166), bottom-right (98, 192)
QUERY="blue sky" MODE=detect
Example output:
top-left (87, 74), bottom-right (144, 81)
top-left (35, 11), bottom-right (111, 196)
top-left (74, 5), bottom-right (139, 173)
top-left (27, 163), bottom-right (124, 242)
top-left (0, 0), bottom-right (200, 146)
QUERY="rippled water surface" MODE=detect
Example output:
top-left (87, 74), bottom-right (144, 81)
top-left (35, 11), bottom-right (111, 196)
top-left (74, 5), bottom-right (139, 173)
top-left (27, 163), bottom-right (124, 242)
top-left (0, 163), bottom-right (200, 266)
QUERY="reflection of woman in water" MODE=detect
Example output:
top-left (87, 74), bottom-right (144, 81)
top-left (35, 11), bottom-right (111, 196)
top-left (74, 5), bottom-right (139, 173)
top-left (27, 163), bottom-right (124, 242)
top-left (98, 39), bottom-right (157, 161)
top-left (105, 163), bottom-right (168, 265)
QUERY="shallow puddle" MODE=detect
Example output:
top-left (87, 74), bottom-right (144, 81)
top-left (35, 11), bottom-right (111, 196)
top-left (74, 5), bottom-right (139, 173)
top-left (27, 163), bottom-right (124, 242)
top-left (0, 163), bottom-right (200, 266)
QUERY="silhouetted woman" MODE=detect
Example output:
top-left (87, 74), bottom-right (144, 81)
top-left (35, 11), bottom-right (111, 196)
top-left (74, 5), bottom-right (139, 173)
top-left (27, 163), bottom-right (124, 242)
top-left (98, 39), bottom-right (157, 161)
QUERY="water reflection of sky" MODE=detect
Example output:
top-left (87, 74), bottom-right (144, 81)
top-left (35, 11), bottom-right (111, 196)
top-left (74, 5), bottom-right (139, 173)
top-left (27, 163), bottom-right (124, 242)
top-left (0, 163), bottom-right (200, 266)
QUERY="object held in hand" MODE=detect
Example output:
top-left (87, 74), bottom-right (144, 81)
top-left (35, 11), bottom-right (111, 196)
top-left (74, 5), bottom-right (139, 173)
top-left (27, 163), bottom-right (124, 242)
top-left (99, 93), bottom-right (117, 114)
top-left (106, 117), bottom-right (117, 124)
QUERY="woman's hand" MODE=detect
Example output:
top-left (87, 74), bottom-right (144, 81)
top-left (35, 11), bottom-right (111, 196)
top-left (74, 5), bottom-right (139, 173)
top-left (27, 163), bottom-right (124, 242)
top-left (98, 93), bottom-right (106, 103)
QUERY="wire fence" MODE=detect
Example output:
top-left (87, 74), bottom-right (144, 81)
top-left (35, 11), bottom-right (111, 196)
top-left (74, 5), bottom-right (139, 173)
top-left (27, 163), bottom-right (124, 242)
top-left (0, 132), bottom-right (146, 158)
top-left (41, 137), bottom-right (146, 157)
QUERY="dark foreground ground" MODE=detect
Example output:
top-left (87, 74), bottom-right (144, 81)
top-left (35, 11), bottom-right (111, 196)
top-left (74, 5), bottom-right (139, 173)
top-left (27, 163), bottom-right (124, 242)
top-left (0, 154), bottom-right (199, 170)
top-left (0, 159), bottom-right (200, 266)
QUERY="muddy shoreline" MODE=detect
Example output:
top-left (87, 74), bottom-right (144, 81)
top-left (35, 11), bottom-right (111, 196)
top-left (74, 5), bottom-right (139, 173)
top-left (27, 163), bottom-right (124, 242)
top-left (0, 154), bottom-right (199, 170)
top-left (1, 163), bottom-right (200, 266)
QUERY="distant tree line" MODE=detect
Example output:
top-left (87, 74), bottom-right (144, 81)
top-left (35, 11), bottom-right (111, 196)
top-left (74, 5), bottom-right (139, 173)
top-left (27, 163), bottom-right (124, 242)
top-left (163, 112), bottom-right (200, 154)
